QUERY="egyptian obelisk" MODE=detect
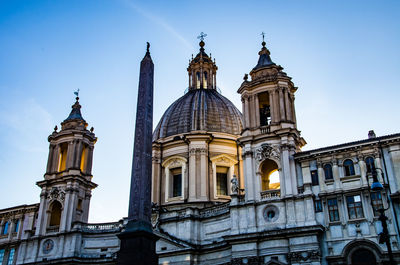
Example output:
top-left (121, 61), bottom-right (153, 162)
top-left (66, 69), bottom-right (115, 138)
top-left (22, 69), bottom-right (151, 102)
top-left (117, 43), bottom-right (158, 265)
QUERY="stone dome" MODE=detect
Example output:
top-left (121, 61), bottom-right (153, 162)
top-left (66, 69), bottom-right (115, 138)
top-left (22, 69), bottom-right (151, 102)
top-left (153, 89), bottom-right (243, 140)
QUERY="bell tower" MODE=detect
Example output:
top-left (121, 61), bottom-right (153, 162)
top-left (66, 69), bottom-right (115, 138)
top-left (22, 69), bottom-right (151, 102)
top-left (35, 96), bottom-right (97, 236)
top-left (238, 38), bottom-right (306, 206)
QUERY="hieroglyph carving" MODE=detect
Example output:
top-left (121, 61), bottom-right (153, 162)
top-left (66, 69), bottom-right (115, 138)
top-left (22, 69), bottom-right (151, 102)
top-left (255, 144), bottom-right (280, 162)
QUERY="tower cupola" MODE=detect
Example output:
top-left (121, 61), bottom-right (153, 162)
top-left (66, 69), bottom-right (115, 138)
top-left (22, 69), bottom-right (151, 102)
top-left (187, 33), bottom-right (218, 90)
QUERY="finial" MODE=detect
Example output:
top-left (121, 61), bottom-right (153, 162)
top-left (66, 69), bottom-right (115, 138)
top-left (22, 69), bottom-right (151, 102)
top-left (197, 32), bottom-right (207, 41)
top-left (146, 42), bottom-right (150, 53)
top-left (54, 125), bottom-right (58, 132)
top-left (90, 127), bottom-right (94, 133)
top-left (74, 88), bottom-right (80, 101)
top-left (261, 32), bottom-right (266, 47)
top-left (243, 73), bottom-right (248, 81)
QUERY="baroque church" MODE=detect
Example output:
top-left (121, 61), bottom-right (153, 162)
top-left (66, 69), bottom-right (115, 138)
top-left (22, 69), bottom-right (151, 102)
top-left (1, 37), bottom-right (400, 265)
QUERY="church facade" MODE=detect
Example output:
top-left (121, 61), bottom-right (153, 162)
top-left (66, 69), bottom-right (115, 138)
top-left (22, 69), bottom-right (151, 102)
top-left (0, 39), bottom-right (399, 265)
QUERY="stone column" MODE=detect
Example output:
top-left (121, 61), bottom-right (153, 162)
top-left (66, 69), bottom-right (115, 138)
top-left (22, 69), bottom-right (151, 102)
top-left (52, 145), bottom-right (61, 172)
top-left (188, 148), bottom-right (197, 201)
top-left (199, 148), bottom-right (208, 200)
top-left (282, 146), bottom-right (293, 196)
top-left (46, 144), bottom-right (55, 173)
top-left (273, 89), bottom-right (280, 123)
top-left (86, 146), bottom-right (94, 175)
top-left (250, 95), bottom-right (256, 128)
top-left (66, 141), bottom-right (74, 169)
top-left (35, 188), bottom-right (48, 236)
top-left (254, 94), bottom-right (260, 127)
top-left (243, 147), bottom-right (255, 201)
top-left (332, 159), bottom-right (342, 190)
top-left (268, 91), bottom-right (274, 124)
top-left (244, 96), bottom-right (250, 128)
top-left (301, 162), bottom-right (312, 194)
top-left (358, 158), bottom-right (368, 186)
top-left (74, 141), bottom-right (83, 169)
top-left (279, 89), bottom-right (286, 121)
top-left (241, 98), bottom-right (246, 127)
top-left (284, 89), bottom-right (292, 121)
top-left (291, 94), bottom-right (297, 125)
top-left (317, 162), bottom-right (326, 192)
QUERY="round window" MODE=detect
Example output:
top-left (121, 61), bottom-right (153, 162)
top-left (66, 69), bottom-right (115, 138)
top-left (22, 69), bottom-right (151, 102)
top-left (263, 205), bottom-right (279, 222)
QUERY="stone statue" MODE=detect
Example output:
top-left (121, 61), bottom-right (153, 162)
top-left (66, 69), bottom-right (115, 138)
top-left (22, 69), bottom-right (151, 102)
top-left (231, 175), bottom-right (239, 194)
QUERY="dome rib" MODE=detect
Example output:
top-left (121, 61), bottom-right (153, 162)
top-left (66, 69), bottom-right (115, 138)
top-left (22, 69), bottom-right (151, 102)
top-left (153, 89), bottom-right (243, 141)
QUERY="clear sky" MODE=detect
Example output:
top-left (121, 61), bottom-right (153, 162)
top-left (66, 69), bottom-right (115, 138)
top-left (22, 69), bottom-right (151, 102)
top-left (0, 0), bottom-right (399, 223)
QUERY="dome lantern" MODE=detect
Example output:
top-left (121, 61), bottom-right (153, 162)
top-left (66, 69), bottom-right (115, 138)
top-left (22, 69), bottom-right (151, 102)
top-left (187, 33), bottom-right (218, 91)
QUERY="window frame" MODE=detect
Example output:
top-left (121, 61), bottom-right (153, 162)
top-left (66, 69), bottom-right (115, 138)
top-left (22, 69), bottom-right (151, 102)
top-left (365, 157), bottom-right (375, 174)
top-left (162, 156), bottom-right (187, 202)
top-left (211, 154), bottom-right (238, 199)
top-left (327, 198), bottom-right (340, 222)
top-left (323, 163), bottom-right (333, 180)
top-left (343, 159), bottom-right (355, 176)
top-left (314, 199), bottom-right (323, 213)
top-left (311, 170), bottom-right (319, 186)
top-left (346, 194), bottom-right (364, 220)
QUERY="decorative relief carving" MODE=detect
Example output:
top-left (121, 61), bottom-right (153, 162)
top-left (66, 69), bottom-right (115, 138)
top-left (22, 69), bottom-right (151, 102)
top-left (287, 250), bottom-right (321, 263)
top-left (255, 144), bottom-right (280, 162)
top-left (231, 175), bottom-right (239, 194)
top-left (47, 187), bottom-right (66, 202)
top-left (189, 148), bottom-right (207, 155)
top-left (242, 150), bottom-right (253, 159)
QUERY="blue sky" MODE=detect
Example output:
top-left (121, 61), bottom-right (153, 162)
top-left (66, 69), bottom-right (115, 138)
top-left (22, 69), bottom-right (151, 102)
top-left (0, 0), bottom-right (399, 222)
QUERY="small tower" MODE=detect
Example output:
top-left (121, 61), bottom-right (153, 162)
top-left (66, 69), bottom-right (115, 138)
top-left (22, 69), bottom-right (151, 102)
top-left (187, 37), bottom-right (218, 90)
top-left (238, 38), bottom-right (306, 205)
top-left (35, 96), bottom-right (97, 236)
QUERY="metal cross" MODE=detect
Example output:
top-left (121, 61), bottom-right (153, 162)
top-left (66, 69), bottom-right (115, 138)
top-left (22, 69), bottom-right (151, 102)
top-left (197, 32), bottom-right (207, 41)
top-left (74, 88), bottom-right (80, 97)
top-left (261, 32), bottom-right (266, 42)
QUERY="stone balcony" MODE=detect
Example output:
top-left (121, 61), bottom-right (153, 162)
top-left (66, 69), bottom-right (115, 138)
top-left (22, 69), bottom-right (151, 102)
top-left (260, 189), bottom-right (281, 200)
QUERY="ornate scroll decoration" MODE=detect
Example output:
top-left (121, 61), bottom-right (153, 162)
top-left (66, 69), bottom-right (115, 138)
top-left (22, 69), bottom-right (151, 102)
top-left (47, 187), bottom-right (66, 202)
top-left (255, 144), bottom-right (280, 162)
top-left (287, 250), bottom-right (321, 263)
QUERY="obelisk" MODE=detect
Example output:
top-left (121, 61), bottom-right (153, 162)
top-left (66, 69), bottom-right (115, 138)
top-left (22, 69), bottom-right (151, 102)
top-left (117, 43), bottom-right (158, 265)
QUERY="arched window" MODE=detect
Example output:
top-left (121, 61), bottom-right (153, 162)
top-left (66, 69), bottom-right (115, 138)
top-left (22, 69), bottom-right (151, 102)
top-left (324, 164), bottom-right (333, 180)
top-left (343, 159), bottom-right (355, 176)
top-left (49, 201), bottom-right (62, 227)
top-left (196, 72), bottom-right (200, 89)
top-left (203, 71), bottom-right (208, 89)
top-left (351, 248), bottom-right (377, 265)
top-left (260, 159), bottom-right (280, 191)
top-left (365, 157), bottom-right (375, 174)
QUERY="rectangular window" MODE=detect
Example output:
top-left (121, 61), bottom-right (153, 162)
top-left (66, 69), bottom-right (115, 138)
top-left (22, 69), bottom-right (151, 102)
top-left (172, 173), bottom-right (182, 197)
top-left (14, 220), bottom-right (19, 233)
top-left (314, 200), bottom-right (323, 213)
top-left (327, 198), bottom-right (340, 222)
top-left (216, 166), bottom-right (228, 196)
top-left (0, 249), bottom-right (4, 264)
top-left (371, 192), bottom-right (383, 216)
top-left (7, 248), bottom-right (14, 265)
top-left (2, 222), bottom-right (9, 235)
top-left (170, 168), bottom-right (182, 198)
top-left (347, 195), bottom-right (364, 219)
top-left (311, 170), bottom-right (319, 186)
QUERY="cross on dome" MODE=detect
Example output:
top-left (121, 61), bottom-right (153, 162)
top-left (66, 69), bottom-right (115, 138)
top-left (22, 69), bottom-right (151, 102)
top-left (197, 32), bottom-right (207, 41)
